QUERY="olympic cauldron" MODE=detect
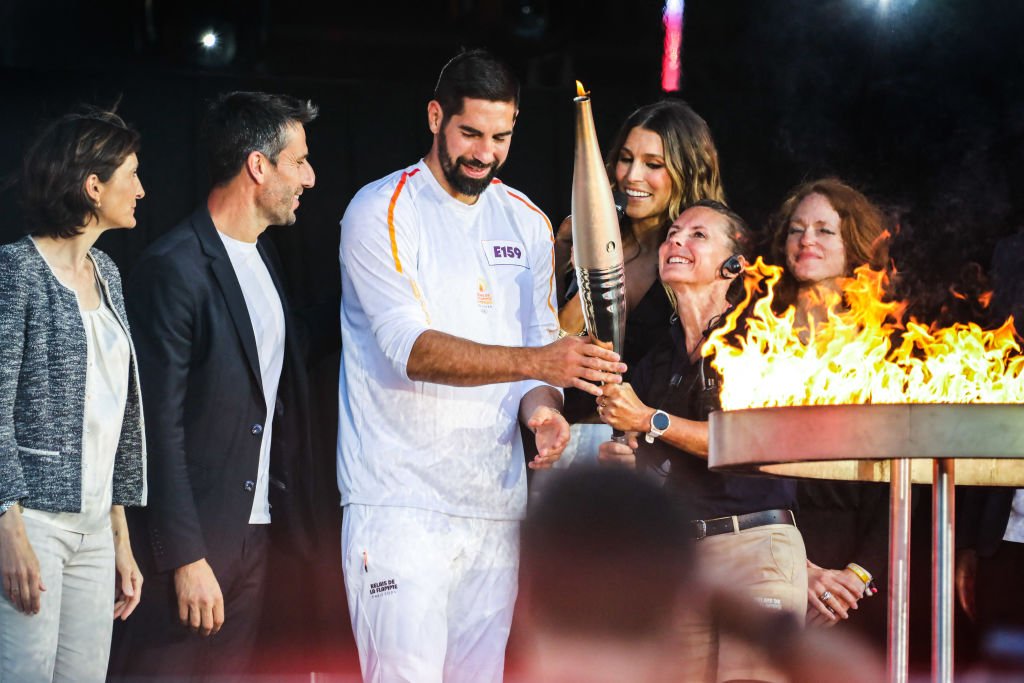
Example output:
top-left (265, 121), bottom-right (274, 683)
top-left (705, 260), bottom-right (1024, 683)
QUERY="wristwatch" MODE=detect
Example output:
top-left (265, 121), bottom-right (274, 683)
top-left (645, 410), bottom-right (671, 443)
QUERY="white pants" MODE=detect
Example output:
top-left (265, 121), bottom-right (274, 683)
top-left (0, 515), bottom-right (115, 683)
top-left (342, 504), bottom-right (519, 683)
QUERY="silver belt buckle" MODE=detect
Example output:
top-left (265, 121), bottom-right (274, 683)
top-left (695, 519), bottom-right (707, 540)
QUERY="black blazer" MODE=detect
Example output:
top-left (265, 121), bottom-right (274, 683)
top-left (125, 207), bottom-right (317, 576)
top-left (958, 487), bottom-right (1015, 558)
top-left (958, 234), bottom-right (1024, 558)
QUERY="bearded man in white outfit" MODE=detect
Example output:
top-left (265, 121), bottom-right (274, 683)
top-left (337, 49), bottom-right (626, 683)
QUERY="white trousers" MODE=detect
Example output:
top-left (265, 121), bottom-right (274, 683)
top-left (0, 514), bottom-right (115, 683)
top-left (342, 504), bottom-right (519, 683)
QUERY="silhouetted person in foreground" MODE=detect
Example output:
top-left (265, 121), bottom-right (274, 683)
top-left (517, 468), bottom-right (886, 682)
top-left (518, 468), bottom-right (696, 683)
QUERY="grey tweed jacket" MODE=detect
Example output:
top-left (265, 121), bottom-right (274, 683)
top-left (0, 236), bottom-right (146, 511)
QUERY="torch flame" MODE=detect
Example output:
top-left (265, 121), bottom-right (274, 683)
top-left (575, 80), bottom-right (588, 97)
top-left (705, 259), bottom-right (1024, 410)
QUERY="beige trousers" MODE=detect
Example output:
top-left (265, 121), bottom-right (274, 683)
top-left (0, 514), bottom-right (115, 683)
top-left (682, 522), bottom-right (807, 683)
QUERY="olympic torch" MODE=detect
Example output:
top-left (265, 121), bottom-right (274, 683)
top-left (571, 80), bottom-right (626, 355)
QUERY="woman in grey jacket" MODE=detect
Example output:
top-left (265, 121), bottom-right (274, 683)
top-left (0, 108), bottom-right (147, 682)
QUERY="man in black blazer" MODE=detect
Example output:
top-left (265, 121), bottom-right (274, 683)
top-left (108, 91), bottom-right (319, 680)
top-left (955, 231), bottom-right (1024, 650)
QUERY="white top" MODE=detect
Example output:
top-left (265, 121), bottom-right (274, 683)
top-left (217, 231), bottom-right (285, 525)
top-left (1003, 489), bottom-right (1024, 543)
top-left (337, 160), bottom-right (560, 521)
top-left (24, 294), bottom-right (130, 534)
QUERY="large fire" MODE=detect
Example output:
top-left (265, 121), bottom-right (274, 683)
top-left (704, 259), bottom-right (1024, 410)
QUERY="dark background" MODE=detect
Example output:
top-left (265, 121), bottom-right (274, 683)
top-left (3, 0), bottom-right (1023, 675)
top-left (4, 0), bottom-right (1023, 318)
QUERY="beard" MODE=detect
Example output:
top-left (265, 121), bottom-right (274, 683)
top-left (438, 127), bottom-right (502, 197)
top-left (263, 176), bottom-right (300, 227)
top-left (267, 193), bottom-right (297, 226)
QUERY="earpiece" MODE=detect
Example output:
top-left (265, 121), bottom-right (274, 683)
top-left (719, 255), bottom-right (743, 278)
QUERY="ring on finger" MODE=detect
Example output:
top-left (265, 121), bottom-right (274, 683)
top-left (819, 590), bottom-right (832, 602)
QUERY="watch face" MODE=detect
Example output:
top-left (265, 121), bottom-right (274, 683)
top-left (652, 411), bottom-right (670, 431)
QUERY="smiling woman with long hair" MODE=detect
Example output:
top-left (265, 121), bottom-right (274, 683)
top-left (556, 99), bottom-right (726, 365)
top-left (0, 107), bottom-right (147, 682)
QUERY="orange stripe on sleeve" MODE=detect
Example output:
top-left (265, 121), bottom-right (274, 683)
top-left (505, 191), bottom-right (558, 316)
top-left (387, 168), bottom-right (419, 273)
top-left (385, 168), bottom-right (431, 324)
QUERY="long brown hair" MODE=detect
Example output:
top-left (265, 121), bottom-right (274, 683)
top-left (769, 177), bottom-right (890, 307)
top-left (770, 177), bottom-right (889, 273)
top-left (604, 99), bottom-right (726, 242)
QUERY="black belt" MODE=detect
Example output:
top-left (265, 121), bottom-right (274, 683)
top-left (690, 509), bottom-right (795, 540)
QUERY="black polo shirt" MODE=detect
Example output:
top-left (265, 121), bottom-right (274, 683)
top-left (631, 319), bottom-right (797, 520)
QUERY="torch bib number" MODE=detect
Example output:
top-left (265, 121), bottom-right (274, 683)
top-left (482, 240), bottom-right (529, 268)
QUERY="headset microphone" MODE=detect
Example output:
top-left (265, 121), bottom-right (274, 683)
top-left (719, 255), bottom-right (743, 278)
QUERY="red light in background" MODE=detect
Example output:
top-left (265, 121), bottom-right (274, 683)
top-left (662, 0), bottom-right (684, 92)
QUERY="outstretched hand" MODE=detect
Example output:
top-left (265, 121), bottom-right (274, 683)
top-left (527, 405), bottom-right (570, 469)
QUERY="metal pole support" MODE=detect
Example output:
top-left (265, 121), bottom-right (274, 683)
top-left (888, 457), bottom-right (912, 683)
top-left (932, 458), bottom-right (955, 683)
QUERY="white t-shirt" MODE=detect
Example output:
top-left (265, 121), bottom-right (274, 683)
top-left (337, 160), bottom-right (559, 521)
top-left (217, 231), bottom-right (285, 525)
